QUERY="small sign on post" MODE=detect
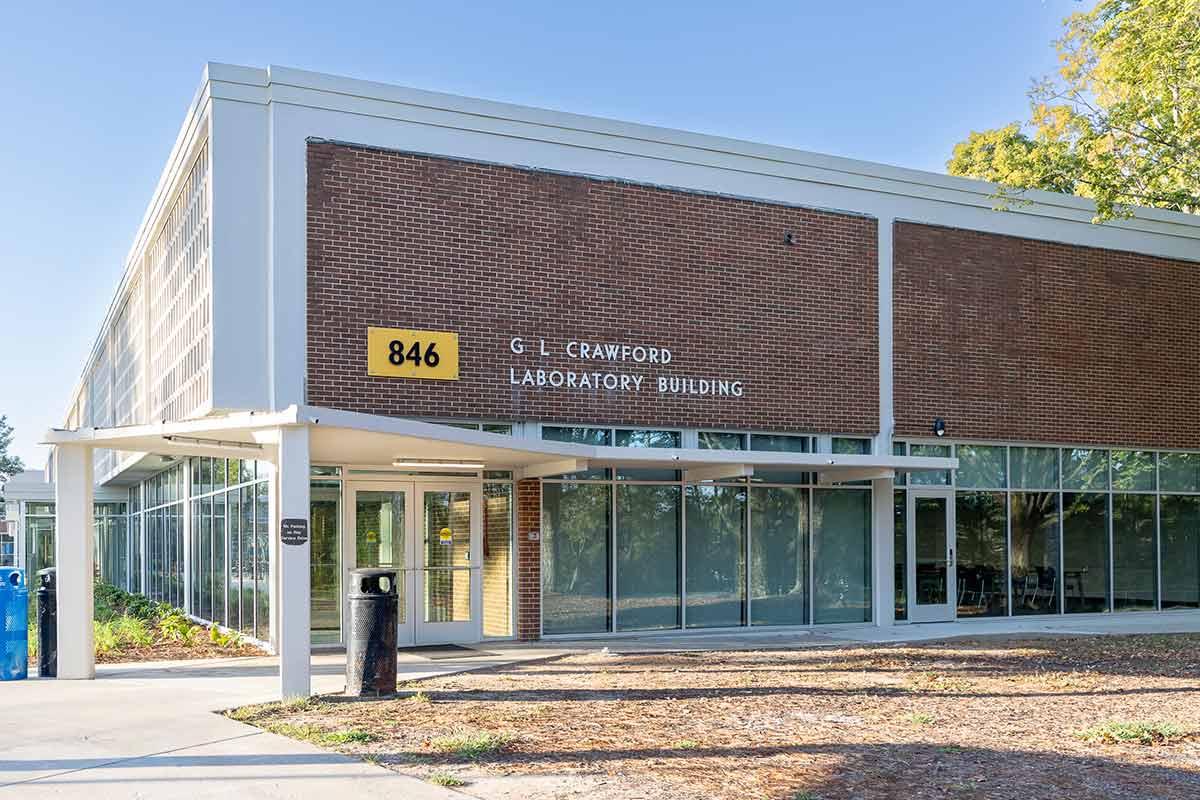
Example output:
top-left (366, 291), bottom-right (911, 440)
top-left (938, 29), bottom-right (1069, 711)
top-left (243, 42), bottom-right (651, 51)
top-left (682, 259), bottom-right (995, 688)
top-left (281, 518), bottom-right (309, 546)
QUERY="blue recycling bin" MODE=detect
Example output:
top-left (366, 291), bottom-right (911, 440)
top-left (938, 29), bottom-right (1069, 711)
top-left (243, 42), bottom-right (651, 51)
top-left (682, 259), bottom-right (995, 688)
top-left (0, 569), bottom-right (29, 681)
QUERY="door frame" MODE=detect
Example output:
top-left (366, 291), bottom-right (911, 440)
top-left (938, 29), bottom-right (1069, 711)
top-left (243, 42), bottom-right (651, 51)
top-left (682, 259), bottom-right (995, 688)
top-left (342, 478), bottom-right (483, 647)
top-left (906, 487), bottom-right (957, 623)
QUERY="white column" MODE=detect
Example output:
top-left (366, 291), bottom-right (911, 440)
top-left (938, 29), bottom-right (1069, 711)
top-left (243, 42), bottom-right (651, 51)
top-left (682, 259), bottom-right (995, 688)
top-left (871, 477), bottom-right (896, 626)
top-left (54, 444), bottom-right (95, 679)
top-left (275, 425), bottom-right (311, 700)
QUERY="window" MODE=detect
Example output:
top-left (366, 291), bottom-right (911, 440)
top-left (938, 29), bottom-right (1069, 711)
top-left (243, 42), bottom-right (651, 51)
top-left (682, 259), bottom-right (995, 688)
top-left (616, 484), bottom-right (681, 630)
top-left (685, 485), bottom-right (746, 628)
top-left (1063, 493), bottom-right (1110, 613)
top-left (812, 489), bottom-right (871, 623)
top-left (955, 492), bottom-right (1007, 617)
top-left (750, 486), bottom-right (808, 625)
top-left (1112, 493), bottom-right (1156, 611)
top-left (955, 445), bottom-right (1007, 489)
top-left (1161, 495), bottom-right (1200, 609)
top-left (910, 443), bottom-right (951, 486)
top-left (542, 426), bottom-right (612, 446)
top-left (1010, 492), bottom-right (1060, 615)
top-left (541, 481), bottom-right (611, 634)
top-left (698, 431), bottom-right (745, 450)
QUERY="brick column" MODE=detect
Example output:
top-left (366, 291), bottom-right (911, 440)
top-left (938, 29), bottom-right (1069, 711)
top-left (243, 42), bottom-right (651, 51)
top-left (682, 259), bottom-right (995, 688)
top-left (515, 478), bottom-right (542, 641)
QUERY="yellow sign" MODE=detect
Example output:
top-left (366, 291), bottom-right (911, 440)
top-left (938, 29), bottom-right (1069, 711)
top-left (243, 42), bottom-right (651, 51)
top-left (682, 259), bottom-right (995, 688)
top-left (367, 327), bottom-right (459, 380)
top-left (438, 527), bottom-right (453, 544)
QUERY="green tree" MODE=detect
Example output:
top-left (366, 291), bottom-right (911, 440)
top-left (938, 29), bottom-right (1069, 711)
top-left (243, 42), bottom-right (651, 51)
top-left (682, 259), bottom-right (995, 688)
top-left (947, 0), bottom-right (1200, 221)
top-left (0, 416), bottom-right (24, 482)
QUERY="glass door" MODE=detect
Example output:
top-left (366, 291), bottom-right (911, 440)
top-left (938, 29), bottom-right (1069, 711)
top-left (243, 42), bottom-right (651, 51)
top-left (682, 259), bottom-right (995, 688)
top-left (907, 489), bottom-right (956, 623)
top-left (351, 486), bottom-right (416, 646)
top-left (416, 486), bottom-right (481, 644)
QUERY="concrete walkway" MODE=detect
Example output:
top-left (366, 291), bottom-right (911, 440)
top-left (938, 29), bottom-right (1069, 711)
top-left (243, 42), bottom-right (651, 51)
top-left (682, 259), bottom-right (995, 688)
top-left (0, 647), bottom-right (563, 799)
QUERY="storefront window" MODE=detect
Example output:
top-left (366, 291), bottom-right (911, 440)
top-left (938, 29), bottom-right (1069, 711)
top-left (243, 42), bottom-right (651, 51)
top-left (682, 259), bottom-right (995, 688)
top-left (542, 426), bottom-right (612, 446)
top-left (1063, 449), bottom-right (1109, 490)
top-left (616, 484), bottom-right (681, 630)
top-left (1063, 492), bottom-right (1110, 612)
top-left (832, 437), bottom-right (871, 455)
top-left (685, 485), bottom-right (746, 628)
top-left (1112, 494), bottom-right (1156, 611)
top-left (956, 445), bottom-right (1007, 489)
top-left (1011, 447), bottom-right (1058, 490)
top-left (1112, 451), bottom-right (1156, 492)
top-left (1160, 452), bottom-right (1200, 493)
top-left (542, 481), bottom-right (611, 634)
top-left (1010, 492), bottom-right (1060, 615)
top-left (311, 481), bottom-right (341, 644)
top-left (750, 487), bottom-right (808, 626)
top-left (812, 489), bottom-right (871, 623)
top-left (910, 443), bottom-right (951, 486)
top-left (955, 492), bottom-right (1007, 616)
top-left (751, 433), bottom-right (810, 484)
top-left (1160, 495), bottom-right (1200, 609)
top-left (698, 431), bottom-right (745, 450)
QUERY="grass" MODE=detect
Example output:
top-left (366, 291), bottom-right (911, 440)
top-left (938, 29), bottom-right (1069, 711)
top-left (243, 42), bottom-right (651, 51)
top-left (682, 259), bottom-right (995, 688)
top-left (428, 772), bottom-right (468, 787)
top-left (905, 711), bottom-right (937, 726)
top-left (1074, 721), bottom-right (1188, 746)
top-left (674, 739), bottom-right (700, 750)
top-left (408, 691), bottom-right (432, 704)
top-left (322, 730), bottom-right (375, 745)
top-left (428, 730), bottom-right (513, 760)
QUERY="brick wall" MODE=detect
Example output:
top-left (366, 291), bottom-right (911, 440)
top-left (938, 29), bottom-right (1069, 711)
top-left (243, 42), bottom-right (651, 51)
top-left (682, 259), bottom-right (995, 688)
top-left (894, 221), bottom-right (1200, 448)
top-left (514, 479), bottom-right (541, 641)
top-left (306, 141), bottom-right (880, 435)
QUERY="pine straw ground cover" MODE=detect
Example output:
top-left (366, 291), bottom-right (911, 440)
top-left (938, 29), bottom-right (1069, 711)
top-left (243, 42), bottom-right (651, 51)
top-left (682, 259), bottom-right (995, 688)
top-left (230, 634), bottom-right (1200, 800)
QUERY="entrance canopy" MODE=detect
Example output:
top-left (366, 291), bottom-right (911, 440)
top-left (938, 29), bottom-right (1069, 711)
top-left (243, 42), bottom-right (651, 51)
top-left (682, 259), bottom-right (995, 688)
top-left (44, 405), bottom-right (957, 483)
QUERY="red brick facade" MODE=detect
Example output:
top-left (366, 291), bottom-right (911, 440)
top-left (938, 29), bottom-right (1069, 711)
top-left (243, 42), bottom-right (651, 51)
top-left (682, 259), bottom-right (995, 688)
top-left (514, 479), bottom-right (542, 641)
top-left (306, 141), bottom-right (880, 435)
top-left (894, 221), bottom-right (1200, 448)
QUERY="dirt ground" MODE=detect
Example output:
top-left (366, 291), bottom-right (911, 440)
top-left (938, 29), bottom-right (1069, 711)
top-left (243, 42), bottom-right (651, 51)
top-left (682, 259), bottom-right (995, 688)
top-left (231, 634), bottom-right (1200, 800)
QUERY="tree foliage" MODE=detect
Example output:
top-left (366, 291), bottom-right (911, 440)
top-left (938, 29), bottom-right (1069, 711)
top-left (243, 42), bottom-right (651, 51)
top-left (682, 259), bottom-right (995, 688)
top-left (0, 416), bottom-right (24, 482)
top-left (947, 0), bottom-right (1200, 221)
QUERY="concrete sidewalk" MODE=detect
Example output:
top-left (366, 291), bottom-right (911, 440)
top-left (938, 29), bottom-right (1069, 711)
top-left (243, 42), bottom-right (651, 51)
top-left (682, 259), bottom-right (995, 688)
top-left (0, 647), bottom-right (562, 799)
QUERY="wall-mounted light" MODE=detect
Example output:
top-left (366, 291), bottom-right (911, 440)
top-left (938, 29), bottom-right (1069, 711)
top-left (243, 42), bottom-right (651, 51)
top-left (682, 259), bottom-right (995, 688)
top-left (784, 231), bottom-right (798, 246)
top-left (932, 418), bottom-right (946, 438)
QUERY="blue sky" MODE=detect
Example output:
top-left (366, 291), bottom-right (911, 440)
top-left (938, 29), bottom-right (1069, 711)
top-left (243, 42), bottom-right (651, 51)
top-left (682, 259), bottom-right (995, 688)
top-left (0, 0), bottom-right (1077, 468)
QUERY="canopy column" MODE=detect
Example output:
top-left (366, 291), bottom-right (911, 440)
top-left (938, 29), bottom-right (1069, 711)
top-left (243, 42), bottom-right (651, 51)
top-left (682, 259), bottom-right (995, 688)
top-left (871, 476), bottom-right (896, 627)
top-left (53, 443), bottom-right (95, 679)
top-left (275, 425), bottom-right (311, 699)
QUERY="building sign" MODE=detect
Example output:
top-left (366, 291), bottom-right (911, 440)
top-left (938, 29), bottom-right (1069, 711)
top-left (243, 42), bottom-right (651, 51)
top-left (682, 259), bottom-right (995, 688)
top-left (280, 518), bottom-right (309, 546)
top-left (508, 336), bottom-right (745, 397)
top-left (367, 327), bottom-right (459, 380)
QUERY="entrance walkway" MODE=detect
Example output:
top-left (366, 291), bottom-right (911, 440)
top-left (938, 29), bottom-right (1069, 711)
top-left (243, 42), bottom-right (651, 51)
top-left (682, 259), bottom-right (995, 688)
top-left (0, 647), bottom-right (562, 798)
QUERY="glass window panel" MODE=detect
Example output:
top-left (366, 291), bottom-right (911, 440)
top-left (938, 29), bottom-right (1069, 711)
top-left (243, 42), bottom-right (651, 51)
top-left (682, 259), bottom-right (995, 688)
top-left (1161, 495), bottom-right (1200, 609)
top-left (240, 485), bottom-right (255, 634)
top-left (1063, 449), bottom-right (1109, 490)
top-left (228, 459), bottom-right (241, 485)
top-left (955, 445), bottom-right (1007, 489)
top-left (894, 491), bottom-right (907, 620)
top-left (752, 468), bottom-right (810, 485)
top-left (1063, 492), bottom-right (1110, 613)
top-left (616, 429), bottom-right (680, 448)
top-left (685, 485), bottom-right (746, 628)
top-left (698, 431), bottom-right (744, 450)
top-left (541, 482), bottom-right (611, 634)
top-left (542, 426), bottom-right (612, 446)
top-left (309, 481), bottom-right (340, 643)
top-left (893, 442), bottom-right (907, 486)
top-left (355, 490), bottom-right (408, 626)
top-left (200, 457), bottom-right (212, 496)
top-left (832, 438), bottom-right (871, 455)
top-left (1010, 447), bottom-right (1058, 490)
top-left (1112, 494), bottom-right (1157, 611)
top-left (910, 443), bottom-right (951, 486)
top-left (1111, 450), bottom-right (1156, 492)
top-left (1160, 453), bottom-right (1200, 493)
top-left (750, 487), bottom-right (808, 626)
top-left (227, 490), bottom-right (241, 634)
top-left (750, 434), bottom-right (810, 452)
top-left (1010, 492), bottom-right (1061, 615)
top-left (423, 491), bottom-right (472, 623)
top-left (200, 497), bottom-right (212, 620)
top-left (482, 483), bottom-right (513, 637)
top-left (812, 489), bottom-right (871, 623)
top-left (955, 492), bottom-right (1008, 617)
top-left (255, 483), bottom-right (270, 640)
top-left (212, 494), bottom-right (226, 626)
top-left (616, 484), bottom-right (681, 631)
top-left (482, 424), bottom-right (513, 435)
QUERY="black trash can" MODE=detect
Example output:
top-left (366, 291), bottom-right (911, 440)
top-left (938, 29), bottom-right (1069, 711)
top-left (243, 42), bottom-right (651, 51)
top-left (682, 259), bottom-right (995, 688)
top-left (36, 568), bottom-right (56, 679)
top-left (345, 568), bottom-right (398, 697)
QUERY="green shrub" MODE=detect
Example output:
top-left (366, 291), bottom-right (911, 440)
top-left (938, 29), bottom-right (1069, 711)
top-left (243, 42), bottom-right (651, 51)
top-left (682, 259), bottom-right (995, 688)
top-left (113, 616), bottom-right (153, 647)
top-left (94, 620), bottom-right (119, 654)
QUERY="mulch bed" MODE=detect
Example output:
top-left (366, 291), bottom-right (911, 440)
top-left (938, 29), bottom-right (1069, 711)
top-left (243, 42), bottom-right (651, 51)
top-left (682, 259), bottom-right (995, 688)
top-left (232, 634), bottom-right (1200, 800)
top-left (96, 640), bottom-right (264, 663)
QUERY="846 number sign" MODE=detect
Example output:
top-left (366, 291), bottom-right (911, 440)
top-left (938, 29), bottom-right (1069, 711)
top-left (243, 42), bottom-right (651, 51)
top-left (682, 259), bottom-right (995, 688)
top-left (367, 327), bottom-right (459, 380)
top-left (388, 340), bottom-right (441, 368)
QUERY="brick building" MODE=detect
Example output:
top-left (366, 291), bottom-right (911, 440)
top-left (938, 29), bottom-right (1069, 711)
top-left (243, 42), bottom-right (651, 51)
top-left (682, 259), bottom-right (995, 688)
top-left (14, 64), bottom-right (1200, 698)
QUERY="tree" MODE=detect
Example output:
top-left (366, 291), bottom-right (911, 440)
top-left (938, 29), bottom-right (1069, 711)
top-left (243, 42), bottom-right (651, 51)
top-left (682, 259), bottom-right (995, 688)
top-left (947, 0), bottom-right (1200, 221)
top-left (0, 416), bottom-right (24, 482)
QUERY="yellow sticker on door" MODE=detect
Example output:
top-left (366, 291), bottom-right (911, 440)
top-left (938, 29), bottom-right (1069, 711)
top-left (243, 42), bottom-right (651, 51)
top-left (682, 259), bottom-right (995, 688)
top-left (438, 527), bottom-right (453, 544)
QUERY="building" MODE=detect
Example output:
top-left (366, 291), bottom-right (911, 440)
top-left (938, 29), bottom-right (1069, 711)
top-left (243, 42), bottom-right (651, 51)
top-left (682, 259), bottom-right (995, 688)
top-left (13, 63), bottom-right (1200, 700)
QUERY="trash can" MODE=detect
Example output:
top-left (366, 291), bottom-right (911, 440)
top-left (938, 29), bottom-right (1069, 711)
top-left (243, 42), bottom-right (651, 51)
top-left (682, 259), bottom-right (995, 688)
top-left (345, 568), bottom-right (398, 697)
top-left (0, 569), bottom-right (28, 681)
top-left (36, 568), bottom-right (56, 679)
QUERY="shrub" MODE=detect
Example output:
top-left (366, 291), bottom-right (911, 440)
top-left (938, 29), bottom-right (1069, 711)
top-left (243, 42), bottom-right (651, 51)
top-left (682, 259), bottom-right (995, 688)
top-left (114, 616), bottom-right (153, 647)
top-left (94, 620), bottom-right (119, 654)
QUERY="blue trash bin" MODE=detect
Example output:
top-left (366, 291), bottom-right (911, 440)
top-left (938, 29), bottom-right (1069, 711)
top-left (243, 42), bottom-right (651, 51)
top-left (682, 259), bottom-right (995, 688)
top-left (1, 569), bottom-right (29, 681)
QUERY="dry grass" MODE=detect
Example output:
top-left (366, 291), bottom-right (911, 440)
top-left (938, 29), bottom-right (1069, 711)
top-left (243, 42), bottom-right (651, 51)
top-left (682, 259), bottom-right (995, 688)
top-left (229, 634), bottom-right (1200, 800)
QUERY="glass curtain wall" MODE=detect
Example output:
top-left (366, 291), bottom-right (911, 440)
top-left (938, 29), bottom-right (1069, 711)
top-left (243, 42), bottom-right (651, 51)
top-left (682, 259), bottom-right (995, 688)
top-left (912, 442), bottom-right (1200, 618)
top-left (94, 502), bottom-right (130, 589)
top-left (310, 477), bottom-right (341, 644)
top-left (24, 503), bottom-right (57, 581)
top-left (141, 463), bottom-right (186, 608)
top-left (540, 428), bottom-right (871, 634)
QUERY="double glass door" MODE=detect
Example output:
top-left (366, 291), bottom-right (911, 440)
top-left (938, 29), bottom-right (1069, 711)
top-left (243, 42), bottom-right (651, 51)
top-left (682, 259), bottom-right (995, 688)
top-left (349, 482), bottom-right (482, 645)
top-left (907, 489), bottom-right (957, 623)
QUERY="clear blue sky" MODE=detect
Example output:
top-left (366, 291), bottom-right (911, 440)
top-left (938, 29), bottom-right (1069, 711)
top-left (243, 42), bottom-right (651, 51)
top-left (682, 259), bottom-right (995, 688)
top-left (0, 0), bottom-right (1077, 469)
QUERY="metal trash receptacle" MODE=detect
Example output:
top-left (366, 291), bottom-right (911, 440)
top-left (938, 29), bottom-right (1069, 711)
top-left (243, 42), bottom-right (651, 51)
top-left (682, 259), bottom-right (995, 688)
top-left (36, 568), bottom-right (56, 678)
top-left (0, 569), bottom-right (29, 681)
top-left (345, 568), bottom-right (398, 697)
